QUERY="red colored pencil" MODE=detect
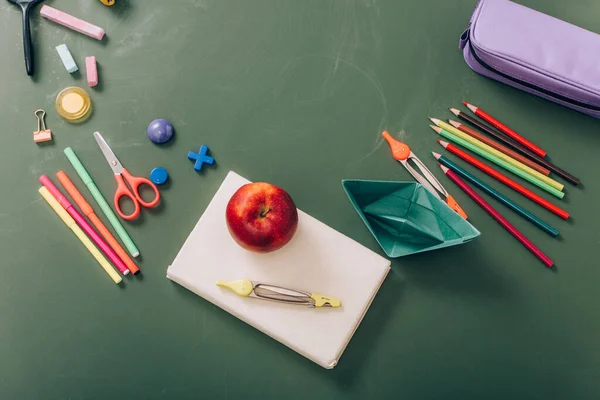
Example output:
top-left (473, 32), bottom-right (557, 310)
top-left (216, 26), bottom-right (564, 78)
top-left (439, 165), bottom-right (554, 268)
top-left (463, 101), bottom-right (547, 158)
top-left (437, 140), bottom-right (569, 220)
top-left (448, 120), bottom-right (550, 176)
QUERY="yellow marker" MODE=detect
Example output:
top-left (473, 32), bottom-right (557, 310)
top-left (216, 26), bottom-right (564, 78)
top-left (217, 279), bottom-right (341, 308)
top-left (431, 119), bottom-right (564, 192)
top-left (56, 86), bottom-right (92, 123)
top-left (39, 187), bottom-right (122, 284)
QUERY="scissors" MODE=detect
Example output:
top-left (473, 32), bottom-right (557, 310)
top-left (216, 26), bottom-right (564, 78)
top-left (216, 279), bottom-right (341, 308)
top-left (94, 131), bottom-right (161, 220)
top-left (382, 131), bottom-right (468, 219)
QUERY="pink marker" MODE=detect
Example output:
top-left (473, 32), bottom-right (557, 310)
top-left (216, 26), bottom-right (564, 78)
top-left (40, 5), bottom-right (105, 41)
top-left (86, 57), bottom-right (98, 87)
top-left (39, 175), bottom-right (129, 276)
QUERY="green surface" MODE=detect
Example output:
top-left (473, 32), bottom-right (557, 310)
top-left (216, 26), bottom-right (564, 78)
top-left (1, 0), bottom-right (600, 398)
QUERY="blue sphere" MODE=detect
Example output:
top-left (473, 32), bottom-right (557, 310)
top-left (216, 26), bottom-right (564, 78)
top-left (147, 119), bottom-right (174, 144)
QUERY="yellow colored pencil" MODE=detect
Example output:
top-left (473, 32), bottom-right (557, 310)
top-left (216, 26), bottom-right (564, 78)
top-left (430, 118), bottom-right (564, 192)
top-left (39, 187), bottom-right (122, 284)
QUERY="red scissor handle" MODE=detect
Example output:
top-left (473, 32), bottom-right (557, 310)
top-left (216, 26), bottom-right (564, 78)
top-left (114, 169), bottom-right (160, 220)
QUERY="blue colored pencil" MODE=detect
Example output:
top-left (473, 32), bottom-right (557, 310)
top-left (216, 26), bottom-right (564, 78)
top-left (432, 152), bottom-right (559, 238)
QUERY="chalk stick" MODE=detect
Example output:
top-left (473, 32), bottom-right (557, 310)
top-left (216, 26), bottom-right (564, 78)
top-left (86, 57), bottom-right (98, 87)
top-left (56, 44), bottom-right (78, 73)
top-left (40, 5), bottom-right (105, 40)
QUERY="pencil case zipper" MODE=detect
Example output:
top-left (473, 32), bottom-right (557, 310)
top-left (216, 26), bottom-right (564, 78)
top-left (459, 0), bottom-right (600, 118)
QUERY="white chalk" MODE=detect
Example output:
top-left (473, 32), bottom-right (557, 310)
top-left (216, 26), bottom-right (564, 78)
top-left (56, 44), bottom-right (78, 73)
top-left (40, 5), bottom-right (105, 40)
top-left (86, 56), bottom-right (98, 87)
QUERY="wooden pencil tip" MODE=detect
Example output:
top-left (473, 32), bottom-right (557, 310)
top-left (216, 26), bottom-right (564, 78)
top-left (431, 151), bottom-right (441, 159)
top-left (448, 120), bottom-right (461, 128)
top-left (428, 117), bottom-right (441, 125)
top-left (462, 101), bottom-right (469, 107)
top-left (429, 125), bottom-right (442, 134)
top-left (449, 108), bottom-right (461, 116)
top-left (464, 101), bottom-right (477, 113)
top-left (439, 164), bottom-right (450, 173)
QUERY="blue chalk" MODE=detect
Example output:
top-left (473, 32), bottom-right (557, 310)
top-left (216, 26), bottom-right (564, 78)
top-left (188, 145), bottom-right (215, 172)
top-left (150, 167), bottom-right (169, 185)
top-left (56, 44), bottom-right (78, 73)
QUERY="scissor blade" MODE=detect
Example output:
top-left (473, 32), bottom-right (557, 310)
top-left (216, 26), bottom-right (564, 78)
top-left (94, 131), bottom-right (124, 174)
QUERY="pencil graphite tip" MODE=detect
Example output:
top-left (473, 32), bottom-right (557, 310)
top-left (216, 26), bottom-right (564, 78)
top-left (430, 125), bottom-right (442, 134)
top-left (431, 151), bottom-right (441, 159)
top-left (448, 120), bottom-right (461, 128)
top-left (464, 101), bottom-right (477, 113)
top-left (439, 164), bottom-right (450, 174)
top-left (438, 140), bottom-right (449, 148)
top-left (429, 117), bottom-right (441, 125)
top-left (449, 108), bottom-right (461, 116)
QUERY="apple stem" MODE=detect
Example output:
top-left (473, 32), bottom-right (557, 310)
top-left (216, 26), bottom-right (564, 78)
top-left (259, 208), bottom-right (271, 218)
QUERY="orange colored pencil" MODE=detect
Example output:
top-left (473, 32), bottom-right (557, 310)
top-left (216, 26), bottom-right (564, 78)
top-left (447, 120), bottom-right (550, 176)
top-left (56, 171), bottom-right (140, 275)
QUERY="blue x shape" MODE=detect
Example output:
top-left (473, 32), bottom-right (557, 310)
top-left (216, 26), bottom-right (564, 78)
top-left (188, 145), bottom-right (215, 171)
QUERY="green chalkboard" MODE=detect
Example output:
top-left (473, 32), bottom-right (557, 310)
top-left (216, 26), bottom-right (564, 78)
top-left (1, 0), bottom-right (600, 398)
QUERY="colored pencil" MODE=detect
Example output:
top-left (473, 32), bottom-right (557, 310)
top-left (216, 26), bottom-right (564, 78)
top-left (450, 108), bottom-right (580, 186)
top-left (39, 175), bottom-right (130, 276)
top-left (448, 120), bottom-right (550, 176)
top-left (437, 140), bottom-right (569, 220)
top-left (39, 187), bottom-right (122, 284)
top-left (439, 165), bottom-right (554, 268)
top-left (463, 101), bottom-right (547, 157)
top-left (430, 119), bottom-right (564, 192)
top-left (430, 126), bottom-right (564, 199)
top-left (56, 171), bottom-right (140, 275)
top-left (433, 152), bottom-right (559, 237)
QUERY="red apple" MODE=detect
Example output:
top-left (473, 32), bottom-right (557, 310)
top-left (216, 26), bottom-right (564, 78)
top-left (225, 182), bottom-right (299, 253)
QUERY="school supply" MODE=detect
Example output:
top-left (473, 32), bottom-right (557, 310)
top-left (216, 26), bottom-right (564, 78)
top-left (450, 107), bottom-right (580, 185)
top-left (39, 175), bottom-right (130, 276)
top-left (64, 147), bottom-right (140, 257)
top-left (381, 131), bottom-right (467, 219)
top-left (447, 120), bottom-right (549, 175)
top-left (147, 119), bottom-right (174, 144)
top-left (433, 152), bottom-right (558, 237)
top-left (430, 126), bottom-right (564, 198)
top-left (150, 168), bottom-right (168, 185)
top-left (464, 102), bottom-right (545, 157)
top-left (439, 165), bottom-right (554, 268)
top-left (55, 44), bottom-right (77, 73)
top-left (55, 87), bottom-right (92, 123)
top-left (33, 109), bottom-right (52, 143)
top-left (56, 171), bottom-right (140, 275)
top-left (460, 0), bottom-right (600, 120)
top-left (167, 171), bottom-right (391, 369)
top-left (94, 132), bottom-right (161, 221)
top-left (430, 118), bottom-right (564, 192)
top-left (40, 5), bottom-right (105, 40)
top-left (38, 186), bottom-right (122, 284)
top-left (342, 180), bottom-right (480, 258)
top-left (85, 57), bottom-right (98, 87)
top-left (216, 280), bottom-right (341, 308)
top-left (7, 0), bottom-right (44, 76)
top-left (188, 145), bottom-right (214, 172)
top-left (438, 140), bottom-right (569, 220)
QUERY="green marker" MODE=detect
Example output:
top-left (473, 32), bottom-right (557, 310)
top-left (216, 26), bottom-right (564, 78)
top-left (429, 126), bottom-right (564, 200)
top-left (64, 147), bottom-right (140, 257)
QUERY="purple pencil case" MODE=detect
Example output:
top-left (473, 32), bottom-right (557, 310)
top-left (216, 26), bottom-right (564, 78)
top-left (460, 0), bottom-right (600, 118)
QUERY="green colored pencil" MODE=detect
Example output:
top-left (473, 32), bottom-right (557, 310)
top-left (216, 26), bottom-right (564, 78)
top-left (429, 126), bottom-right (564, 199)
top-left (433, 152), bottom-right (559, 237)
top-left (64, 147), bottom-right (140, 257)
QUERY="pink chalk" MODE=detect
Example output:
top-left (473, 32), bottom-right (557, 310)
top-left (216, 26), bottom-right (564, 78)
top-left (86, 57), bottom-right (98, 87)
top-left (40, 5), bottom-right (105, 40)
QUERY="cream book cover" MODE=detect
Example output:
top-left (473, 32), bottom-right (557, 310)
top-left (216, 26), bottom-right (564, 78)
top-left (167, 171), bottom-right (391, 369)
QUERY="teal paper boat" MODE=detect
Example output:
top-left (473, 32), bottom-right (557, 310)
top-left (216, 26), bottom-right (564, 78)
top-left (342, 180), bottom-right (481, 258)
